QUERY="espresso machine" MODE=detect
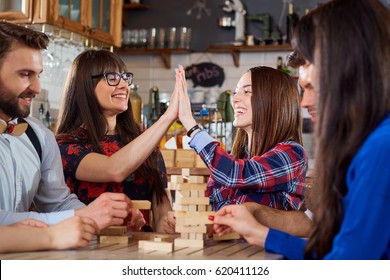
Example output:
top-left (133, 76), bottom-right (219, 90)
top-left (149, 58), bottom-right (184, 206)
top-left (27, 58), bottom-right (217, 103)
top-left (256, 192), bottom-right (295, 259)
top-left (219, 0), bottom-right (246, 43)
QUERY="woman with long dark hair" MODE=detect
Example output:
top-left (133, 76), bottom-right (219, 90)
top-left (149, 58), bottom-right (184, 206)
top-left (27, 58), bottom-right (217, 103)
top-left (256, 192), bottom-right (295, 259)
top-left (211, 0), bottom-right (390, 259)
top-left (56, 49), bottom-right (179, 233)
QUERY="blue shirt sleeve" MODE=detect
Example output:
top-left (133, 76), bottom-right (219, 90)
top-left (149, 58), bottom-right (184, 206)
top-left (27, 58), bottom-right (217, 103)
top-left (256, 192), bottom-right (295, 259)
top-left (265, 228), bottom-right (307, 259)
top-left (0, 209), bottom-right (75, 226)
top-left (189, 129), bottom-right (216, 153)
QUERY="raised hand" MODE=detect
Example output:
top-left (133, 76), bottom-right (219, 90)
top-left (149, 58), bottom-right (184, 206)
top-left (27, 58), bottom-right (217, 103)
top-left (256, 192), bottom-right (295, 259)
top-left (175, 65), bottom-right (197, 130)
top-left (161, 67), bottom-right (181, 124)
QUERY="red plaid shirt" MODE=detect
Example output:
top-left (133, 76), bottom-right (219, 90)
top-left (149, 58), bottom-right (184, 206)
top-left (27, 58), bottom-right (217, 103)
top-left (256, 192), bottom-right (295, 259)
top-left (191, 131), bottom-right (307, 211)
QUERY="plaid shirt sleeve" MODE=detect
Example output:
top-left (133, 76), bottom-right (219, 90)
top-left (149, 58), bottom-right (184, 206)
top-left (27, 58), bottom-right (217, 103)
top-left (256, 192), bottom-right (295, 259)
top-left (190, 130), bottom-right (307, 210)
top-left (201, 141), bottom-right (306, 189)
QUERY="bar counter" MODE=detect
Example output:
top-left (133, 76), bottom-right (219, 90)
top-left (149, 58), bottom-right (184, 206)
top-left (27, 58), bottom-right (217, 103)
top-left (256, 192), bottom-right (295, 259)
top-left (0, 232), bottom-right (282, 260)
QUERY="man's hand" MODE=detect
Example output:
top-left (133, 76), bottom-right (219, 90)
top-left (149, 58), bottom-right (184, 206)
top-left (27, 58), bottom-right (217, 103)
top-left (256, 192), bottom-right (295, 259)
top-left (75, 192), bottom-right (133, 230)
top-left (127, 208), bottom-right (146, 232)
top-left (162, 211), bottom-right (176, 233)
top-left (48, 216), bottom-right (98, 250)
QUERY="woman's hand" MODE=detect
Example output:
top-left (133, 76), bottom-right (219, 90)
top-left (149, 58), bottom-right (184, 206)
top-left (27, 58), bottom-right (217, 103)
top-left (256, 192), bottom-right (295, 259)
top-left (163, 68), bottom-right (181, 124)
top-left (175, 65), bottom-right (197, 130)
top-left (211, 204), bottom-right (269, 247)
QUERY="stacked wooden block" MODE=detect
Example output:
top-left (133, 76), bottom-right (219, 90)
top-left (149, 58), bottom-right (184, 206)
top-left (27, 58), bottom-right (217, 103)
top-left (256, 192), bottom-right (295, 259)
top-left (161, 149), bottom-right (206, 168)
top-left (168, 168), bottom-right (213, 248)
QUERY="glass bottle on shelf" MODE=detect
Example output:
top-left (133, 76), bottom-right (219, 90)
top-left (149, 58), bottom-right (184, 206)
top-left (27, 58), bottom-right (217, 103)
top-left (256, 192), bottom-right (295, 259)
top-left (45, 111), bottom-right (52, 130)
top-left (129, 84), bottom-right (142, 126)
top-left (148, 86), bottom-right (160, 127)
top-left (200, 104), bottom-right (210, 128)
top-left (39, 104), bottom-right (45, 124)
top-left (286, 2), bottom-right (299, 43)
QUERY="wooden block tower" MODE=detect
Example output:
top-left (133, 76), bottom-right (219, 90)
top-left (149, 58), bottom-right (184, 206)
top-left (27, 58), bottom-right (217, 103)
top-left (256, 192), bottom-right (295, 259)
top-left (169, 168), bottom-right (213, 248)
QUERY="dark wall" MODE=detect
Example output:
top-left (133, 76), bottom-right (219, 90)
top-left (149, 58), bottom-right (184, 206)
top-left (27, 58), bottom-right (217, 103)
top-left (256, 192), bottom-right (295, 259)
top-left (124, 0), bottom-right (390, 52)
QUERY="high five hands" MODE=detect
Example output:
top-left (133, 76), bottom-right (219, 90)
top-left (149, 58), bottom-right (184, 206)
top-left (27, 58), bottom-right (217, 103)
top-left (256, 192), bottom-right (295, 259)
top-left (174, 65), bottom-right (197, 130)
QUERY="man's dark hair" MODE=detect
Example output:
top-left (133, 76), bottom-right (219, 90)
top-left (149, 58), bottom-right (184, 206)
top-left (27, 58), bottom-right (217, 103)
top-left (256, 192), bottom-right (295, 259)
top-left (0, 21), bottom-right (49, 67)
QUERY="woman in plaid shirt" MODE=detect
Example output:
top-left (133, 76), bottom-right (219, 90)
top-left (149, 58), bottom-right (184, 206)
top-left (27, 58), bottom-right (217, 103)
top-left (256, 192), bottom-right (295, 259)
top-left (177, 65), bottom-right (307, 211)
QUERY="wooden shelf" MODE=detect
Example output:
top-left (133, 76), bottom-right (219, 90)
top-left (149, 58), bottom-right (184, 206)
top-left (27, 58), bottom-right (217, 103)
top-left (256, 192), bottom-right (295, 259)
top-left (115, 48), bottom-right (191, 69)
top-left (207, 44), bottom-right (293, 67)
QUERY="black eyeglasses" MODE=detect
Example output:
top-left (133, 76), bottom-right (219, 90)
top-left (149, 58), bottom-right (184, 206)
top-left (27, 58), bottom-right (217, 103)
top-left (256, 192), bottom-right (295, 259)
top-left (91, 72), bottom-right (134, 86)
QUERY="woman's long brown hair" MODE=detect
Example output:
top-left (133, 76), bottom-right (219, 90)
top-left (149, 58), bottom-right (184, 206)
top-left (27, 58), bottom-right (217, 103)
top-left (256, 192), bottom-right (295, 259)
top-left (231, 66), bottom-right (303, 159)
top-left (56, 49), bottom-right (167, 204)
top-left (304, 0), bottom-right (390, 259)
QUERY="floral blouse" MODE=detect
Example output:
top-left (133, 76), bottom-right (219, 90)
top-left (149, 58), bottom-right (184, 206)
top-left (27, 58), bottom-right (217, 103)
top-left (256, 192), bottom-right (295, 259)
top-left (57, 127), bottom-right (167, 228)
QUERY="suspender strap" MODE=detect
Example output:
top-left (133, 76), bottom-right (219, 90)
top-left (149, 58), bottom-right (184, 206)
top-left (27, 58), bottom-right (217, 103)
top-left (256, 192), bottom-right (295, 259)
top-left (18, 118), bottom-right (42, 162)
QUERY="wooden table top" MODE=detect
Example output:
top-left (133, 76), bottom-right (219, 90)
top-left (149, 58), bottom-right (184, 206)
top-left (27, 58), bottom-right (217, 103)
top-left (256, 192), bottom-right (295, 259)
top-left (0, 233), bottom-right (282, 260)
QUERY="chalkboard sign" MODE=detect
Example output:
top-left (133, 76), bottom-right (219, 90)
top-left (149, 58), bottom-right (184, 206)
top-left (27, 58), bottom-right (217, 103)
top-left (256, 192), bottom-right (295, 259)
top-left (185, 62), bottom-right (225, 87)
top-left (124, 0), bottom-right (390, 52)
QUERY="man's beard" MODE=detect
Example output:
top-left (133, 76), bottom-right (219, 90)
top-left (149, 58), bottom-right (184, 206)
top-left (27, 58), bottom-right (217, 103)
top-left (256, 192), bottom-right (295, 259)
top-left (0, 83), bottom-right (33, 119)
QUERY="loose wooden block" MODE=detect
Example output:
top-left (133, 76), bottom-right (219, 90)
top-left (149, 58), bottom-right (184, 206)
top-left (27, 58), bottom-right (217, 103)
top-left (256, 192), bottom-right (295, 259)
top-left (174, 238), bottom-right (204, 248)
top-left (99, 226), bottom-right (127, 236)
top-left (132, 200), bottom-right (151, 210)
top-left (99, 235), bottom-right (128, 244)
top-left (139, 240), bottom-right (173, 252)
top-left (213, 232), bottom-right (241, 241)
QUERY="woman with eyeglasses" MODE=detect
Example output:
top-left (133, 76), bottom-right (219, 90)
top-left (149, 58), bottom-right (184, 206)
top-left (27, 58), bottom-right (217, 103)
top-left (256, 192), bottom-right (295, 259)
top-left (56, 49), bottom-right (179, 233)
top-left (163, 65), bottom-right (308, 233)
